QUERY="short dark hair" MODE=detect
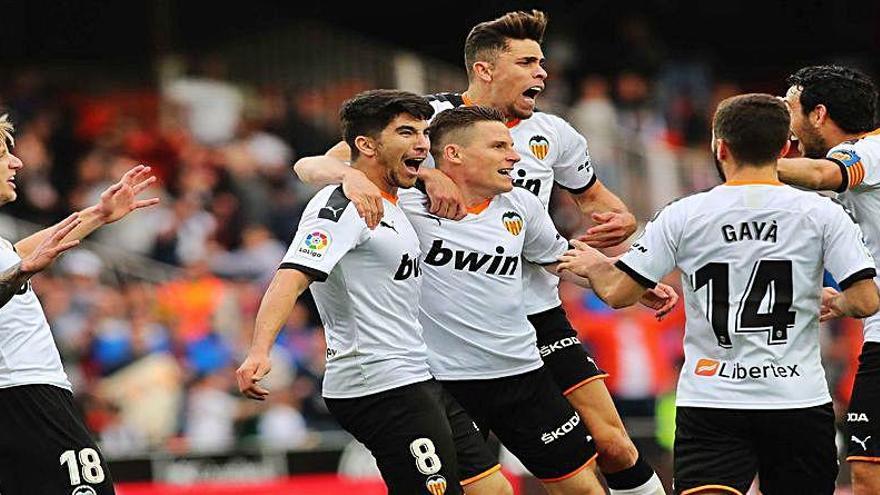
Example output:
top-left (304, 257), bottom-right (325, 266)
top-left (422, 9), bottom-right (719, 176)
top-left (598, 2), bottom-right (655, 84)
top-left (712, 93), bottom-right (790, 165)
top-left (787, 65), bottom-right (878, 134)
top-left (340, 90), bottom-right (434, 160)
top-left (427, 106), bottom-right (506, 159)
top-left (464, 10), bottom-right (547, 79)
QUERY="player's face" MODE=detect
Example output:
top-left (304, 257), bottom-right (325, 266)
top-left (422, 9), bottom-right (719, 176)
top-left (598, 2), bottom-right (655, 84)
top-left (375, 114), bottom-right (430, 189)
top-left (487, 39), bottom-right (547, 120)
top-left (458, 121), bottom-right (520, 196)
top-left (0, 150), bottom-right (23, 205)
top-left (784, 85), bottom-right (830, 158)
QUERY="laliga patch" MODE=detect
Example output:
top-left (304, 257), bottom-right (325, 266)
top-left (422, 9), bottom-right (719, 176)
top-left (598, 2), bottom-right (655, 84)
top-left (829, 149), bottom-right (861, 168)
top-left (296, 229), bottom-right (332, 260)
top-left (529, 135), bottom-right (550, 160)
top-left (502, 211), bottom-right (524, 235)
top-left (425, 474), bottom-right (448, 495)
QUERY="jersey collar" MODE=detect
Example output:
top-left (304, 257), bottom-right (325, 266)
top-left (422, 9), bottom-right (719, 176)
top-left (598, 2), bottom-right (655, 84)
top-left (466, 198), bottom-right (492, 215)
top-left (723, 180), bottom-right (783, 186)
top-left (380, 190), bottom-right (398, 204)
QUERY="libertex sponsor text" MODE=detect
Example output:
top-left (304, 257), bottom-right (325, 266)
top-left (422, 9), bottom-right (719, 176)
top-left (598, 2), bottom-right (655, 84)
top-left (694, 358), bottom-right (800, 380)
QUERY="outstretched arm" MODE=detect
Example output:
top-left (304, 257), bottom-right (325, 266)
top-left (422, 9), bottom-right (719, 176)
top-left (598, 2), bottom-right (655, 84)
top-left (15, 165), bottom-right (158, 257)
top-left (777, 157), bottom-right (844, 191)
top-left (0, 213), bottom-right (82, 307)
top-left (292, 154), bottom-right (385, 229)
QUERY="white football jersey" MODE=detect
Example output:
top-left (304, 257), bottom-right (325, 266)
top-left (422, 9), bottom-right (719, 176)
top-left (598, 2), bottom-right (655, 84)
top-left (398, 187), bottom-right (569, 380)
top-left (0, 237), bottom-right (71, 391)
top-left (827, 129), bottom-right (880, 342)
top-left (617, 183), bottom-right (875, 409)
top-left (281, 186), bottom-right (431, 399)
top-left (426, 93), bottom-right (596, 314)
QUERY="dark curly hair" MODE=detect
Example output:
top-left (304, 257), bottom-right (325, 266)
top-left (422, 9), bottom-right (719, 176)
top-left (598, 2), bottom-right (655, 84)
top-left (787, 65), bottom-right (878, 134)
top-left (340, 90), bottom-right (434, 160)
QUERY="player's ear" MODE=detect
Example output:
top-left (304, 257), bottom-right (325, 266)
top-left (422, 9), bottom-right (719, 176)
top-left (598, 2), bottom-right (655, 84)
top-left (778, 139), bottom-right (791, 159)
top-left (472, 61), bottom-right (493, 83)
top-left (714, 138), bottom-right (727, 162)
top-left (443, 143), bottom-right (463, 165)
top-left (812, 104), bottom-right (828, 127)
top-left (354, 135), bottom-right (377, 158)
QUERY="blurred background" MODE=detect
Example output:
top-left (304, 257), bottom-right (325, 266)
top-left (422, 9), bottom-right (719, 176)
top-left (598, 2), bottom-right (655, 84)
top-left (1, 0), bottom-right (878, 493)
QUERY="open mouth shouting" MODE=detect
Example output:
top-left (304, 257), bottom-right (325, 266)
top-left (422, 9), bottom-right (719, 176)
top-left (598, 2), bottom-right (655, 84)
top-left (521, 85), bottom-right (544, 106)
top-left (403, 156), bottom-right (426, 175)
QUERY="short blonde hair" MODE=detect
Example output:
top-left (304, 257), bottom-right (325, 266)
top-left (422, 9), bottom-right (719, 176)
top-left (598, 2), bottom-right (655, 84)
top-left (0, 114), bottom-right (13, 156)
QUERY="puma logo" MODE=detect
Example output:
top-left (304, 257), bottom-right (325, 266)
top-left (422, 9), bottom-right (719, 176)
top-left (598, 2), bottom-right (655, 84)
top-left (852, 435), bottom-right (872, 451)
top-left (380, 220), bottom-right (397, 233)
top-left (321, 205), bottom-right (344, 219)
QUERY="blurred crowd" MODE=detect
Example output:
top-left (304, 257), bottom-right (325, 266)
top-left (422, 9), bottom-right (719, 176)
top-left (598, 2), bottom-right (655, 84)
top-left (0, 42), bottom-right (869, 459)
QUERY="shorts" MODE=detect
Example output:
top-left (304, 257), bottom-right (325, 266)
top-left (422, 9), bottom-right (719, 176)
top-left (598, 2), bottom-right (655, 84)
top-left (325, 379), bottom-right (496, 494)
top-left (529, 305), bottom-right (608, 395)
top-left (846, 341), bottom-right (880, 463)
top-left (0, 384), bottom-right (116, 495)
top-left (673, 403), bottom-right (837, 495)
top-left (441, 366), bottom-right (597, 481)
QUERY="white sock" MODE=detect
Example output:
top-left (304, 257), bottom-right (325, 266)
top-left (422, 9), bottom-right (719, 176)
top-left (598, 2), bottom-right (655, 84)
top-left (608, 473), bottom-right (666, 495)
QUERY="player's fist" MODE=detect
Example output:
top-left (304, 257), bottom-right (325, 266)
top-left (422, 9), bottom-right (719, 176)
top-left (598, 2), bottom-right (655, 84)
top-left (236, 353), bottom-right (272, 400)
top-left (342, 168), bottom-right (384, 229)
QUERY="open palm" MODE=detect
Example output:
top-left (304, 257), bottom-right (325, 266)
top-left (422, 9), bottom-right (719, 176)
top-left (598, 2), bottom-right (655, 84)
top-left (96, 165), bottom-right (160, 224)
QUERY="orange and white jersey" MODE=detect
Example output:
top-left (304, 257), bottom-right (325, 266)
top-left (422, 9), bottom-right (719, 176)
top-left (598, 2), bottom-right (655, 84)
top-left (398, 187), bottom-right (569, 380)
top-left (426, 93), bottom-right (595, 314)
top-left (281, 185), bottom-right (431, 399)
top-left (827, 129), bottom-right (880, 342)
top-left (617, 183), bottom-right (875, 409)
top-left (0, 237), bottom-right (71, 391)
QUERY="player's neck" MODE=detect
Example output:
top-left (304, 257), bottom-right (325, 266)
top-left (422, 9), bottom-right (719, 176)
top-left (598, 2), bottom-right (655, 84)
top-left (462, 87), bottom-right (515, 122)
top-left (351, 160), bottom-right (397, 196)
top-left (723, 162), bottom-right (782, 185)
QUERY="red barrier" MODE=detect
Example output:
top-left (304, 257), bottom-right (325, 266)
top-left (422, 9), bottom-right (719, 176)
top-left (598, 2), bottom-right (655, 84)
top-left (117, 475), bottom-right (386, 495)
top-left (117, 473), bottom-right (522, 495)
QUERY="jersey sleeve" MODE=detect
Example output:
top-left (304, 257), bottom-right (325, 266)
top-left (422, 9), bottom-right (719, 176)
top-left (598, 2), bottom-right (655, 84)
top-left (519, 191), bottom-right (569, 264)
top-left (616, 203), bottom-right (684, 288)
top-left (826, 137), bottom-right (880, 192)
top-left (552, 117), bottom-right (597, 194)
top-left (821, 200), bottom-right (876, 290)
top-left (397, 187), bottom-right (427, 215)
top-left (280, 187), bottom-right (369, 282)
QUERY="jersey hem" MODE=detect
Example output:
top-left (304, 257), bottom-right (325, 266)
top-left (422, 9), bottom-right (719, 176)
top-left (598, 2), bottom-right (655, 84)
top-left (432, 360), bottom-right (544, 381)
top-left (675, 396), bottom-right (831, 410)
top-left (321, 372), bottom-right (432, 399)
top-left (0, 379), bottom-right (73, 392)
top-left (525, 297), bottom-right (564, 316)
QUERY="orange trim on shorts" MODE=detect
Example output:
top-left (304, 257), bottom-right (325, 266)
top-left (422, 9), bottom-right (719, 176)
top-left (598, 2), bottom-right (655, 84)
top-left (562, 374), bottom-right (610, 396)
top-left (847, 456), bottom-right (880, 464)
top-left (680, 485), bottom-right (743, 495)
top-left (460, 463), bottom-right (502, 486)
top-left (539, 453), bottom-right (598, 483)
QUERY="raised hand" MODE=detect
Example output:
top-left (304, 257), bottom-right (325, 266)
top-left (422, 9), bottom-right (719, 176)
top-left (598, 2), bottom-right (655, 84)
top-left (95, 165), bottom-right (160, 224)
